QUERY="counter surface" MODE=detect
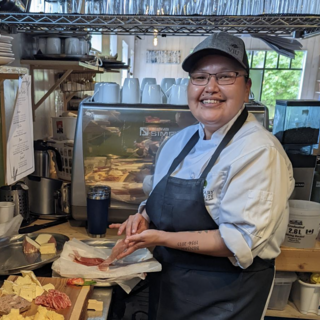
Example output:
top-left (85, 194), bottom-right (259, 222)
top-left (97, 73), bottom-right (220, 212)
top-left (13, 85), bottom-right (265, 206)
top-left (30, 219), bottom-right (320, 272)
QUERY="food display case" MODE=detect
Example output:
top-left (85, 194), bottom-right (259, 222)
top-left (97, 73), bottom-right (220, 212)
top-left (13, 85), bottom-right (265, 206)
top-left (71, 100), bottom-right (269, 224)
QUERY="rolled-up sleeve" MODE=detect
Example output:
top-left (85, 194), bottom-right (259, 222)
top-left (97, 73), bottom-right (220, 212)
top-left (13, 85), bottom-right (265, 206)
top-left (218, 146), bottom-right (294, 269)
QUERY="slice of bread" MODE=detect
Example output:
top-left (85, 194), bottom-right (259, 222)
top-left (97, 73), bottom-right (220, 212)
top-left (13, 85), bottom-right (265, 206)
top-left (0, 294), bottom-right (31, 315)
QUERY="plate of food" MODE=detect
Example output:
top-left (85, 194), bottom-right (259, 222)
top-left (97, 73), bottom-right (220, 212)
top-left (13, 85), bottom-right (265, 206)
top-left (0, 233), bottom-right (69, 275)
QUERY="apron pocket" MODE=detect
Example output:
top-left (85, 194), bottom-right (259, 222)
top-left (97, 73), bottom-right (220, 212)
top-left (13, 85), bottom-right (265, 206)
top-left (184, 269), bottom-right (242, 312)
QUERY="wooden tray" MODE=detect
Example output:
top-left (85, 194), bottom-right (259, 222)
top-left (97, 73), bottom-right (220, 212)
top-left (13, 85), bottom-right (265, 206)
top-left (8, 276), bottom-right (93, 320)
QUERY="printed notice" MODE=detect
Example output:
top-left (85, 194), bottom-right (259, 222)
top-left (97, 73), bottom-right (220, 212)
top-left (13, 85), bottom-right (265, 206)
top-left (6, 75), bottom-right (34, 185)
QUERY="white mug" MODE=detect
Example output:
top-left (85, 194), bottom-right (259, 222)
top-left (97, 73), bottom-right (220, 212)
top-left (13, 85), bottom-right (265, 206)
top-left (161, 78), bottom-right (176, 97)
top-left (38, 38), bottom-right (47, 54)
top-left (122, 78), bottom-right (140, 104)
top-left (142, 84), bottom-right (162, 104)
top-left (141, 77), bottom-right (156, 92)
top-left (46, 37), bottom-right (61, 54)
top-left (65, 37), bottom-right (80, 55)
top-left (79, 39), bottom-right (88, 55)
top-left (168, 84), bottom-right (188, 105)
top-left (95, 82), bottom-right (120, 103)
top-left (0, 202), bottom-right (15, 224)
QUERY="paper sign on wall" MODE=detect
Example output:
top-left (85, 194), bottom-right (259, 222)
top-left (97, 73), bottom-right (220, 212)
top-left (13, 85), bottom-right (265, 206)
top-left (6, 74), bottom-right (34, 185)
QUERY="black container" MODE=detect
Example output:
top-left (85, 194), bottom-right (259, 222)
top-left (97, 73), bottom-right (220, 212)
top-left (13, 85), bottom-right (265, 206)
top-left (89, 185), bottom-right (111, 208)
top-left (87, 191), bottom-right (110, 238)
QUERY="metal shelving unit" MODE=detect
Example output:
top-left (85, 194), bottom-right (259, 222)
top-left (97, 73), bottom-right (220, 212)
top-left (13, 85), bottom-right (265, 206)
top-left (1, 13), bottom-right (320, 37)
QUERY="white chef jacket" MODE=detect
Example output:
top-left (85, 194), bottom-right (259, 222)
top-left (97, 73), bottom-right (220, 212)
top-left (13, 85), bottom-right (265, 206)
top-left (138, 107), bottom-right (295, 269)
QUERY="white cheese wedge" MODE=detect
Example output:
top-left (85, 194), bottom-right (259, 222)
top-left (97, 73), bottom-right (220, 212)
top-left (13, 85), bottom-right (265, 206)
top-left (23, 236), bottom-right (40, 254)
top-left (42, 283), bottom-right (55, 292)
top-left (15, 275), bottom-right (32, 285)
top-left (39, 243), bottom-right (56, 255)
top-left (87, 299), bottom-right (103, 311)
top-left (35, 234), bottom-right (53, 245)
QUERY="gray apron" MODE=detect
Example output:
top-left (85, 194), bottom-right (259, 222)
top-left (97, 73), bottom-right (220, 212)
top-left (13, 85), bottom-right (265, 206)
top-left (146, 107), bottom-right (274, 320)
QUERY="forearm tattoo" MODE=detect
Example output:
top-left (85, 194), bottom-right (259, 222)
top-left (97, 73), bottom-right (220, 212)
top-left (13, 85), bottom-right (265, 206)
top-left (177, 240), bottom-right (200, 252)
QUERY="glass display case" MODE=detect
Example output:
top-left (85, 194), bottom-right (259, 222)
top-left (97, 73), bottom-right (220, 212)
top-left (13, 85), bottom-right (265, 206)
top-left (273, 100), bottom-right (320, 145)
top-left (71, 100), bottom-right (269, 224)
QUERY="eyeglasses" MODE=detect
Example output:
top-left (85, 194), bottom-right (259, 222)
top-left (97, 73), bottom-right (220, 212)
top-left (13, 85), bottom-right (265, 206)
top-left (189, 71), bottom-right (248, 86)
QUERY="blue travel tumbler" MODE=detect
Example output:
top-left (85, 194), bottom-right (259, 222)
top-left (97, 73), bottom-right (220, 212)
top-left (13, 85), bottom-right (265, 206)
top-left (87, 191), bottom-right (110, 238)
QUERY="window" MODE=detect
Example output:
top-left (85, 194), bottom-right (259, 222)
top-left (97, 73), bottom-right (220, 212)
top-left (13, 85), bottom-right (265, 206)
top-left (247, 50), bottom-right (306, 119)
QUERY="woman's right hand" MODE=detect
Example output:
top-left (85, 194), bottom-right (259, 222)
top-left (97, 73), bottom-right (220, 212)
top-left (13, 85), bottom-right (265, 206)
top-left (109, 211), bottom-right (149, 239)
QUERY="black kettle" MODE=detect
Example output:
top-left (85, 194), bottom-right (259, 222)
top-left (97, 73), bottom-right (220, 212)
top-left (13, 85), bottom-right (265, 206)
top-left (33, 140), bottom-right (63, 178)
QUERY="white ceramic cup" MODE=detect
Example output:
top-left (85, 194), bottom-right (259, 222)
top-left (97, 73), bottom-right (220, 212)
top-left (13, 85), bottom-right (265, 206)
top-left (0, 202), bottom-right (15, 224)
top-left (140, 77), bottom-right (156, 92)
top-left (176, 78), bottom-right (182, 85)
top-left (161, 78), bottom-right (176, 97)
top-left (180, 78), bottom-right (190, 86)
top-left (142, 84), bottom-right (162, 104)
top-left (97, 82), bottom-right (120, 103)
top-left (38, 38), bottom-right (47, 53)
top-left (46, 37), bottom-right (61, 54)
top-left (168, 84), bottom-right (188, 105)
top-left (122, 78), bottom-right (140, 104)
top-left (65, 37), bottom-right (80, 55)
top-left (79, 39), bottom-right (88, 55)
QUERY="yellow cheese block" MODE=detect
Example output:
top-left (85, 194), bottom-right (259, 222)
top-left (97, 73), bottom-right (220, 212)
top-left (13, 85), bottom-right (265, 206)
top-left (15, 275), bottom-right (33, 286)
top-left (20, 287), bottom-right (34, 302)
top-left (87, 299), bottom-right (103, 311)
top-left (39, 243), bottom-right (56, 255)
top-left (21, 270), bottom-right (42, 287)
top-left (35, 286), bottom-right (44, 298)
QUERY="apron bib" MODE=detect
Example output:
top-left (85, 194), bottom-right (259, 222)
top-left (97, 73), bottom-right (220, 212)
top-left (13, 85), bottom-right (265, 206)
top-left (146, 108), bottom-right (274, 320)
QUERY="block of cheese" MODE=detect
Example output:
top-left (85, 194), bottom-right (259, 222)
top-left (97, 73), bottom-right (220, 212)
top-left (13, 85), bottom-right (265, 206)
top-left (35, 234), bottom-right (56, 247)
top-left (87, 299), bottom-right (103, 311)
top-left (39, 243), bottom-right (56, 255)
top-left (42, 283), bottom-right (55, 292)
top-left (40, 243), bottom-right (57, 254)
top-left (19, 288), bottom-right (33, 302)
top-left (23, 236), bottom-right (40, 254)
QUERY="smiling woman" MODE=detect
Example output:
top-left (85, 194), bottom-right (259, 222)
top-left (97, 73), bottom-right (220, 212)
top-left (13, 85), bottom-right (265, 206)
top-left (187, 55), bottom-right (251, 139)
top-left (110, 31), bottom-right (295, 320)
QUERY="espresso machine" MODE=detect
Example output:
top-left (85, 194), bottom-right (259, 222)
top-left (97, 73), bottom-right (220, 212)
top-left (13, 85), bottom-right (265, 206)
top-left (273, 100), bottom-right (320, 200)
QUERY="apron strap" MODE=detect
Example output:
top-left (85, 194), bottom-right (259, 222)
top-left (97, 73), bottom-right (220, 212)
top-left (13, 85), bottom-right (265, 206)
top-left (167, 130), bottom-right (200, 176)
top-left (200, 107), bottom-right (248, 179)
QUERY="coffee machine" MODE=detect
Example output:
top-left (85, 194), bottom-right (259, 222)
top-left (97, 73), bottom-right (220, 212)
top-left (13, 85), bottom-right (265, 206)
top-left (273, 100), bottom-right (320, 200)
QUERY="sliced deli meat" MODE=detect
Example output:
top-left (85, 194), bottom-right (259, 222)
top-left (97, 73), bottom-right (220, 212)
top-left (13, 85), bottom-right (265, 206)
top-left (35, 289), bottom-right (71, 310)
top-left (0, 294), bottom-right (31, 315)
top-left (69, 250), bottom-right (105, 266)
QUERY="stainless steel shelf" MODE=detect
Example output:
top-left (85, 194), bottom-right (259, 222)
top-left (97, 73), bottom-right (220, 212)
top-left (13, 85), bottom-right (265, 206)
top-left (1, 13), bottom-right (320, 37)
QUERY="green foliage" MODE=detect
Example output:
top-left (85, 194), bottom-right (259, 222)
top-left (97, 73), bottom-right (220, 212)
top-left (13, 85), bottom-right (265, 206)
top-left (248, 50), bottom-right (305, 119)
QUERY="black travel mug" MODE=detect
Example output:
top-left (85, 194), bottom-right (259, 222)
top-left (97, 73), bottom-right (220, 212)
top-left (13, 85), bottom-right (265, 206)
top-left (87, 190), bottom-right (110, 238)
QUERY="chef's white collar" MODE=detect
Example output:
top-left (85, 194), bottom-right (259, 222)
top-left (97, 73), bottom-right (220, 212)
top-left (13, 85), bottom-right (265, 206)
top-left (198, 104), bottom-right (246, 141)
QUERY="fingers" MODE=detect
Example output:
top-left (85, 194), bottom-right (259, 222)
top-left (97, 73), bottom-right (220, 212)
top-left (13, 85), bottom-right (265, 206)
top-left (117, 220), bottom-right (127, 235)
top-left (109, 223), bottom-right (121, 229)
top-left (131, 214), bottom-right (143, 234)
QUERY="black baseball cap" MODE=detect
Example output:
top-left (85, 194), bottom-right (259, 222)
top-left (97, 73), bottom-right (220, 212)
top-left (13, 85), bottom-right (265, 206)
top-left (182, 32), bottom-right (249, 74)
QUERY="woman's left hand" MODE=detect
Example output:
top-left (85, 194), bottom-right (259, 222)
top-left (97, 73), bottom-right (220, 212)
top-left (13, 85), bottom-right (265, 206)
top-left (116, 230), bottom-right (163, 260)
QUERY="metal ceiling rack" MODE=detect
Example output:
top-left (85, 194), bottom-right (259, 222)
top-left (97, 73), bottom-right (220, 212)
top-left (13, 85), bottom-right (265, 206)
top-left (1, 13), bottom-right (320, 38)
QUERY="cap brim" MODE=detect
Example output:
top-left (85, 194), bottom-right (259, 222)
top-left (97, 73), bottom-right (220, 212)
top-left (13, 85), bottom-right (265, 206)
top-left (182, 48), bottom-right (248, 73)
